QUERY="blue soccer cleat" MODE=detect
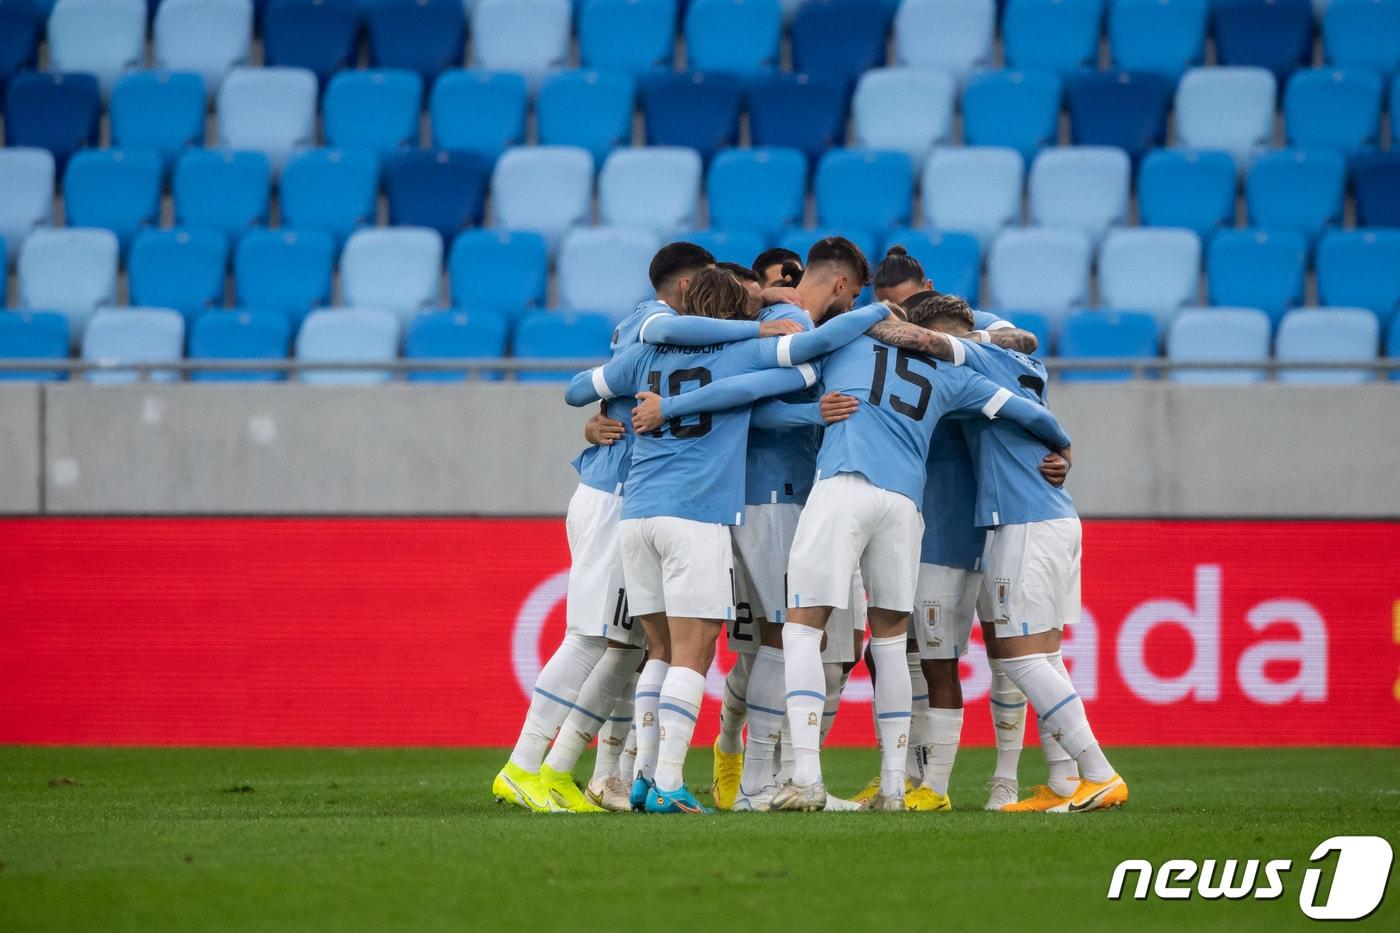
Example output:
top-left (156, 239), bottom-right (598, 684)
top-left (629, 775), bottom-right (653, 812)
top-left (644, 784), bottom-right (711, 814)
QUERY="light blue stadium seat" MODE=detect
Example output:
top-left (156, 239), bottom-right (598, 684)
top-left (472, 0), bottom-right (571, 85)
top-left (129, 229), bottom-right (230, 323)
top-left (883, 228), bottom-right (982, 304)
top-left (921, 146), bottom-right (1024, 248)
top-left (1004, 0), bottom-right (1106, 74)
top-left (280, 149), bottom-right (380, 247)
top-left (791, 0), bottom-right (891, 89)
top-left (295, 308), bottom-right (401, 384)
top-left (1284, 69), bottom-right (1383, 155)
top-left (188, 309), bottom-right (293, 382)
top-left (1316, 229), bottom-right (1400, 324)
top-left (0, 311), bottom-right (70, 381)
top-left (1166, 307), bottom-right (1271, 383)
top-left (778, 228), bottom-right (881, 276)
top-left (404, 309), bottom-right (509, 381)
top-left (18, 228), bottom-right (118, 340)
top-left (1108, 0), bottom-right (1206, 80)
top-left (599, 148), bottom-right (704, 235)
top-left (173, 150), bottom-right (271, 240)
top-left (449, 229), bottom-right (549, 320)
top-left (1059, 310), bottom-right (1159, 381)
top-left (61, 149), bottom-right (163, 252)
top-left (988, 227), bottom-right (1093, 319)
top-left (1098, 227), bottom-right (1202, 325)
top-left (815, 149), bottom-right (914, 235)
top-left (893, 0), bottom-right (996, 81)
top-left (1276, 307), bottom-right (1380, 383)
top-left (999, 310), bottom-right (1053, 353)
top-left (852, 68), bottom-right (955, 164)
top-left (707, 147), bottom-right (807, 239)
top-left (686, 0), bottom-right (782, 75)
top-left (1323, 0), bottom-right (1400, 74)
top-left (110, 72), bottom-right (206, 171)
top-left (491, 146), bottom-right (595, 251)
top-left (537, 70), bottom-right (635, 167)
top-left (82, 308), bottom-right (186, 383)
top-left (367, 0), bottom-right (466, 80)
top-left (1245, 149), bottom-right (1346, 244)
top-left (1028, 146), bottom-right (1131, 244)
top-left (234, 228), bottom-right (335, 323)
top-left (323, 69), bottom-right (424, 160)
top-left (1207, 228), bottom-right (1308, 325)
top-left (962, 70), bottom-right (1063, 165)
top-left (217, 67), bottom-right (318, 174)
top-left (1174, 66), bottom-right (1277, 167)
top-left (513, 311), bottom-right (615, 382)
top-left (558, 226), bottom-right (662, 314)
top-left (1136, 148), bottom-right (1237, 239)
top-left (0, 148), bottom-right (54, 260)
top-left (154, 0), bottom-right (254, 96)
top-left (47, 0), bottom-right (147, 98)
top-left (340, 227), bottom-right (444, 325)
top-left (679, 229), bottom-right (769, 266)
top-left (430, 70), bottom-right (529, 165)
top-left (746, 72), bottom-right (848, 163)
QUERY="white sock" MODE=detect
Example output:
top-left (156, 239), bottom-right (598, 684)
top-left (633, 658), bottom-right (668, 782)
top-left (654, 666), bottom-right (706, 793)
top-left (820, 661), bottom-right (846, 744)
top-left (1041, 651), bottom-right (1082, 794)
top-left (782, 624), bottom-right (826, 787)
top-left (619, 722), bottom-right (637, 782)
top-left (716, 652), bottom-right (752, 756)
top-left (508, 634), bottom-right (607, 771)
top-left (739, 646), bottom-right (785, 794)
top-left (922, 707), bottom-right (963, 796)
top-left (774, 720), bottom-right (793, 784)
top-left (908, 655), bottom-right (929, 782)
top-left (1001, 653), bottom-right (1114, 783)
top-left (988, 658), bottom-right (1028, 783)
top-left (544, 646), bottom-right (642, 774)
top-left (869, 634), bottom-right (913, 797)
top-left (590, 673), bottom-right (636, 785)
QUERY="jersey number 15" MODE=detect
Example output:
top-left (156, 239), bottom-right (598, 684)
top-left (868, 345), bottom-right (936, 421)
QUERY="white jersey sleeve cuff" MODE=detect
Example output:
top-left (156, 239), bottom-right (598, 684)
top-left (982, 387), bottom-right (1013, 418)
top-left (591, 366), bottom-right (616, 399)
top-left (986, 320), bottom-right (1015, 331)
top-left (636, 311), bottom-right (669, 345)
top-left (949, 337), bottom-right (966, 366)
top-left (796, 363), bottom-right (817, 387)
top-left (776, 333), bottom-right (796, 367)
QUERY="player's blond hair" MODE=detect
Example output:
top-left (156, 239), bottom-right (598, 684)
top-left (681, 267), bottom-right (748, 321)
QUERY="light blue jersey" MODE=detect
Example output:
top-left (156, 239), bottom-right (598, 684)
top-left (972, 310), bottom-right (1005, 331)
top-left (745, 305), bottom-right (819, 506)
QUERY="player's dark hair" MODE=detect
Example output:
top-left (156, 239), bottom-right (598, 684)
top-left (682, 268), bottom-right (747, 320)
top-left (906, 292), bottom-right (974, 331)
top-left (806, 236), bottom-right (871, 286)
top-left (874, 245), bottom-right (927, 291)
top-left (648, 241), bottom-right (717, 291)
top-left (716, 261), bottom-right (761, 284)
top-left (752, 247), bottom-right (802, 278)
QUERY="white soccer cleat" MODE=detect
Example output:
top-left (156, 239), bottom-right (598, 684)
top-left (822, 793), bottom-right (862, 812)
top-left (771, 780), bottom-right (828, 812)
top-left (733, 783), bottom-right (780, 812)
top-left (984, 777), bottom-right (1019, 811)
top-left (585, 775), bottom-right (633, 812)
top-left (862, 791), bottom-right (906, 812)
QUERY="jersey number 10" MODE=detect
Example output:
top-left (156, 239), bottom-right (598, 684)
top-left (646, 367), bottom-right (714, 438)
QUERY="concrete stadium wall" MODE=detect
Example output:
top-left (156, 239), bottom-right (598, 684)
top-left (0, 383), bottom-right (1396, 517)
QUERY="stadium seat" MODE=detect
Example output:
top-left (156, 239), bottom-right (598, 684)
top-left (430, 70), bottom-right (529, 165)
top-left (1210, 0), bottom-right (1313, 84)
top-left (579, 0), bottom-right (676, 74)
top-left (46, 0), bottom-right (147, 98)
top-left (1316, 229), bottom-right (1400, 323)
top-left (639, 72), bottom-right (745, 164)
top-left (1003, 0), bottom-right (1105, 74)
top-left (852, 68), bottom-right (955, 164)
top-left (987, 227), bottom-right (1093, 318)
top-left (280, 149), bottom-right (380, 246)
top-left (1108, 0), bottom-right (1206, 80)
top-left (557, 227), bottom-right (662, 314)
top-left (61, 149), bottom-right (163, 252)
top-left (1166, 307), bottom-right (1272, 383)
top-left (1064, 70), bottom-right (1173, 162)
top-left (449, 229), bottom-right (549, 319)
top-left (129, 229), bottom-right (231, 322)
top-left (815, 150), bottom-right (914, 235)
top-left (747, 73), bottom-right (848, 163)
top-left (233, 228), bottom-right (335, 323)
top-left (3, 72), bottom-right (101, 172)
top-left (1389, 316), bottom-right (1400, 380)
top-left (1136, 148), bottom-right (1237, 239)
top-left (490, 146), bottom-right (595, 251)
top-left (1352, 152), bottom-right (1400, 228)
top-left (961, 70), bottom-right (1062, 165)
top-left (1028, 147), bottom-right (1131, 245)
top-left (920, 146), bottom-right (1024, 248)
top-left (883, 229), bottom-right (982, 305)
top-left (1323, 0), bottom-right (1400, 74)
top-left (1174, 66), bottom-right (1277, 167)
top-left (1097, 227), bottom-right (1202, 324)
top-left (599, 148), bottom-right (704, 235)
top-left (1275, 307), bottom-right (1381, 383)
top-left (892, 0), bottom-right (996, 81)
top-left (0, 0), bottom-right (42, 93)
top-left (18, 228), bottom-right (118, 339)
top-left (1207, 228), bottom-right (1308, 325)
top-left (110, 72), bottom-right (206, 171)
top-left (679, 229), bottom-right (769, 266)
top-left (472, 0), bottom-right (571, 84)
top-left (188, 309), bottom-right (293, 382)
top-left (295, 308), bottom-right (401, 384)
top-left (0, 148), bottom-right (54, 259)
top-left (0, 310), bottom-right (69, 382)
top-left (262, 0), bottom-right (361, 85)
top-left (367, 0), bottom-right (465, 80)
top-left (323, 69), bottom-right (423, 159)
top-left (999, 310), bottom-right (1052, 353)
top-left (404, 309), bottom-right (510, 382)
top-left (340, 227), bottom-right (444, 324)
top-left (81, 308), bottom-right (186, 384)
top-left (153, 0), bottom-right (254, 95)
top-left (707, 148), bottom-right (806, 239)
top-left (536, 71), bottom-right (635, 167)
top-left (1058, 310), bottom-right (1159, 381)
top-left (513, 311), bottom-right (615, 382)
top-left (217, 67), bottom-right (318, 174)
top-left (173, 150), bottom-right (272, 240)
top-left (385, 150), bottom-right (490, 240)
top-left (1245, 149), bottom-right (1346, 243)
top-left (791, 0), bottom-right (890, 88)
top-left (685, 0), bottom-right (783, 75)
top-left (1283, 68), bottom-right (1382, 155)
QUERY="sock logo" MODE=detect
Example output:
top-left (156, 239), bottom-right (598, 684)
top-left (896, 734), bottom-right (907, 749)
top-left (642, 712), bottom-right (654, 727)
top-left (806, 712), bottom-right (818, 727)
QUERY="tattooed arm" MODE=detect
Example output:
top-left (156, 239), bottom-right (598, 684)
top-left (866, 320), bottom-right (964, 364)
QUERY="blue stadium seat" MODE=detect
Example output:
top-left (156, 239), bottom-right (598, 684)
top-left (1210, 0), bottom-right (1313, 84)
top-left (490, 146), bottom-right (595, 250)
top-left (882, 229), bottom-right (982, 304)
top-left (778, 228), bottom-right (880, 274)
top-left (1058, 310), bottom-right (1159, 381)
top-left (1108, 0), bottom-right (1206, 80)
top-left (18, 228), bottom-right (118, 339)
top-left (1284, 69), bottom-right (1383, 155)
top-left (0, 0), bottom-right (42, 93)
top-left (3, 72), bottom-right (100, 172)
top-left (62, 149), bottom-right (162, 253)
top-left (1245, 149), bottom-right (1346, 243)
top-left (1064, 69), bottom-right (1173, 162)
top-left (1029, 146), bottom-right (1131, 245)
top-left (852, 68), bottom-right (955, 164)
top-left (1276, 307), bottom-right (1380, 383)
top-left (1097, 227), bottom-right (1202, 324)
top-left (893, 0), bottom-right (996, 81)
top-left (367, 0), bottom-right (465, 80)
top-left (81, 308), bottom-right (186, 384)
top-left (1389, 315), bottom-right (1400, 380)
top-left (988, 227), bottom-right (1093, 318)
top-left (1207, 228), bottom-right (1308, 325)
top-left (110, 72), bottom-right (206, 171)
top-left (173, 150), bottom-right (271, 240)
top-left (234, 228), bottom-right (335, 323)
top-left (791, 0), bottom-right (890, 88)
top-left (1136, 148), bottom-right (1237, 239)
top-left (578, 0), bottom-right (675, 74)
top-left (473, 0), bottom-right (571, 84)
top-left (558, 226), bottom-right (662, 313)
top-left (747, 72), bottom-right (848, 163)
top-left (280, 148), bottom-right (380, 246)
top-left (1352, 152), bottom-right (1400, 227)
top-left (1166, 307), bottom-right (1271, 383)
top-left (404, 309), bottom-right (509, 382)
top-left (449, 229), bottom-right (549, 319)
top-left (153, 0), bottom-right (253, 95)
top-left (961, 69), bottom-right (1063, 165)
top-left (686, 0), bottom-right (782, 75)
top-left (129, 229), bottom-right (231, 322)
top-left (513, 311), bottom-right (615, 382)
top-left (640, 72), bottom-right (745, 163)
top-left (47, 0), bottom-right (147, 98)
top-left (815, 150), bottom-right (914, 235)
top-left (1174, 66), bottom-right (1277, 166)
top-left (1003, 0), bottom-right (1105, 74)
top-left (679, 229), bottom-right (769, 266)
top-left (217, 67), bottom-right (318, 174)
top-left (1323, 0), bottom-right (1400, 74)
top-left (1316, 229), bottom-right (1400, 324)
top-left (920, 146), bottom-right (1024, 248)
top-left (188, 309), bottom-right (293, 382)
top-left (323, 69), bottom-right (423, 160)
top-left (1000, 310), bottom-right (1052, 354)
top-left (385, 149), bottom-right (490, 239)
top-left (430, 70), bottom-right (529, 165)
top-left (0, 311), bottom-right (70, 382)
top-left (340, 227), bottom-right (444, 324)
top-left (707, 147), bottom-right (807, 239)
top-left (0, 148), bottom-right (54, 258)
top-left (262, 0), bottom-right (361, 85)
top-left (599, 148), bottom-right (704, 234)
top-left (536, 70), bottom-right (635, 167)
top-left (295, 308), bottom-right (401, 384)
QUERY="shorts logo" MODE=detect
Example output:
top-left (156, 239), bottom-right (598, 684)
top-left (995, 578), bottom-right (1011, 609)
top-left (926, 605), bottom-right (940, 625)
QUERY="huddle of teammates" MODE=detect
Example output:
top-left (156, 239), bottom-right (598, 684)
top-left (492, 236), bottom-right (1130, 815)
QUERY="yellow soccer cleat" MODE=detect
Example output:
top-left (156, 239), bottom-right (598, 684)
top-left (711, 741), bottom-right (744, 811)
top-left (1001, 783), bottom-right (1075, 813)
top-left (492, 761), bottom-right (551, 813)
top-left (904, 786), bottom-right (953, 812)
top-left (539, 764), bottom-right (606, 813)
top-left (851, 776), bottom-right (882, 803)
top-left (1048, 774), bottom-right (1128, 814)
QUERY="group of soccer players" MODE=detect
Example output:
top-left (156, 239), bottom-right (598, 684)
top-left (492, 236), bottom-right (1129, 815)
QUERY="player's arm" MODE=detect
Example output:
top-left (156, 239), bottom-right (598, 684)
top-left (866, 320), bottom-right (967, 364)
top-left (980, 386), bottom-right (1072, 452)
top-left (750, 392), bottom-right (858, 429)
top-left (564, 346), bottom-right (642, 407)
top-left (649, 365), bottom-right (818, 421)
top-left (765, 302), bottom-right (890, 366)
top-left (638, 311), bottom-right (800, 346)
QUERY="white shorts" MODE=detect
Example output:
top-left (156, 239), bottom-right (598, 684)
top-left (821, 570), bottom-right (866, 664)
top-left (912, 563), bottom-right (982, 660)
top-left (787, 473), bottom-right (923, 613)
top-left (731, 502), bottom-right (802, 623)
top-left (565, 483), bottom-right (642, 645)
top-left (977, 518), bottom-right (1082, 640)
top-left (620, 516), bottom-right (736, 622)
top-left (726, 551), bottom-right (762, 654)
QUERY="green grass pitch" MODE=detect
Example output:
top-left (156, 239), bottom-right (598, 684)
top-left (1, 747), bottom-right (1396, 931)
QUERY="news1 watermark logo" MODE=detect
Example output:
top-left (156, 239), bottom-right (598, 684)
top-left (1109, 836), bottom-right (1393, 921)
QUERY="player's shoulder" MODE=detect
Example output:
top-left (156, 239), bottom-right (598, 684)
top-left (611, 299), bottom-right (672, 350)
top-left (759, 304), bottom-right (813, 330)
